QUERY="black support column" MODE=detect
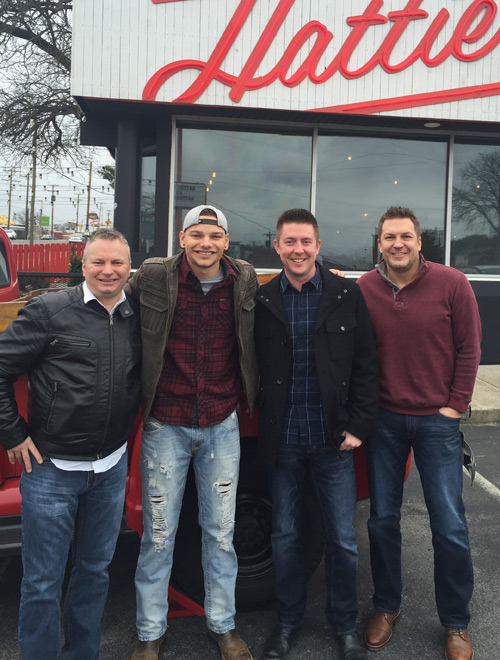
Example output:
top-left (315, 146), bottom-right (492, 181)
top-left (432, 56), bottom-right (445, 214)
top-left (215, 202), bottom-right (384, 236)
top-left (114, 118), bottom-right (141, 265)
top-left (152, 119), bottom-right (173, 257)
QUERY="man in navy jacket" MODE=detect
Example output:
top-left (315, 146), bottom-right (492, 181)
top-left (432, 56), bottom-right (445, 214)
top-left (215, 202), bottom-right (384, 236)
top-left (255, 209), bottom-right (378, 660)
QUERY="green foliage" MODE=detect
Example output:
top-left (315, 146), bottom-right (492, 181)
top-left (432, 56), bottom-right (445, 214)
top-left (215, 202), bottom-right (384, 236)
top-left (68, 246), bottom-right (82, 286)
top-left (98, 165), bottom-right (115, 188)
top-left (68, 246), bottom-right (82, 272)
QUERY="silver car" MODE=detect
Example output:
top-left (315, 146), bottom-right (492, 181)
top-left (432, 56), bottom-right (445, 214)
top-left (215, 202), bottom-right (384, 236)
top-left (69, 233), bottom-right (85, 243)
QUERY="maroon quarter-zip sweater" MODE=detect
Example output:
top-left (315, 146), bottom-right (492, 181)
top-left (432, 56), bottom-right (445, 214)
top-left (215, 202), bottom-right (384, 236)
top-left (358, 258), bottom-right (481, 416)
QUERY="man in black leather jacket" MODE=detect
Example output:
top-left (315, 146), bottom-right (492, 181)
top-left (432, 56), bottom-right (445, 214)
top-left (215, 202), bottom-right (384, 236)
top-left (0, 229), bottom-right (141, 660)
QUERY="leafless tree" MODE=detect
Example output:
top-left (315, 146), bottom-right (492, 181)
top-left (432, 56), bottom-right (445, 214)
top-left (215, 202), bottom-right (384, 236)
top-left (453, 150), bottom-right (500, 238)
top-left (453, 150), bottom-right (500, 262)
top-left (0, 0), bottom-right (82, 163)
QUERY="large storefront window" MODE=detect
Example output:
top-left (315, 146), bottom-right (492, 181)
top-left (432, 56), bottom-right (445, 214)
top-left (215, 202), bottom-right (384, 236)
top-left (451, 144), bottom-right (500, 274)
top-left (316, 136), bottom-right (448, 270)
top-left (147, 122), bottom-right (500, 274)
top-left (174, 128), bottom-right (312, 266)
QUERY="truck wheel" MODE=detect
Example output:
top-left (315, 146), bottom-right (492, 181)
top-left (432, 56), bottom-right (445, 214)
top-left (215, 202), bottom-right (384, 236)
top-left (171, 438), bottom-right (324, 610)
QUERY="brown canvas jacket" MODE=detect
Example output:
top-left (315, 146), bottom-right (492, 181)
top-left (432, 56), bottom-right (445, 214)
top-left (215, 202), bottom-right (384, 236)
top-left (125, 252), bottom-right (259, 421)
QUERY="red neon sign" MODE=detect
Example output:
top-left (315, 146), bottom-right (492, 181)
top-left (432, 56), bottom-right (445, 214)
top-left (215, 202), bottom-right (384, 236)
top-left (144, 0), bottom-right (500, 113)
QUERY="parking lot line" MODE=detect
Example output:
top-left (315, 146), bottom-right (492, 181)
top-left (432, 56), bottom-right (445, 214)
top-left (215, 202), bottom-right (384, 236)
top-left (472, 471), bottom-right (500, 501)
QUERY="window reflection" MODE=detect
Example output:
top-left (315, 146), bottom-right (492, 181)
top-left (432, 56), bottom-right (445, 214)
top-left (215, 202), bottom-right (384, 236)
top-left (174, 128), bottom-right (312, 267)
top-left (147, 125), bottom-right (500, 274)
top-left (316, 136), bottom-right (447, 270)
top-left (140, 155), bottom-right (156, 257)
top-left (452, 144), bottom-right (500, 274)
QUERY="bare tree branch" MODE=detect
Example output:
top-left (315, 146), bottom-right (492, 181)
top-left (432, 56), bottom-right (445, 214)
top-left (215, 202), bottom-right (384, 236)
top-left (0, 0), bottom-right (79, 163)
top-left (453, 151), bottom-right (500, 238)
top-left (0, 20), bottom-right (71, 71)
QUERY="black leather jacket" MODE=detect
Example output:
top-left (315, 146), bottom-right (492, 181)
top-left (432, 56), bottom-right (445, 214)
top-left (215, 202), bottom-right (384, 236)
top-left (0, 285), bottom-right (142, 460)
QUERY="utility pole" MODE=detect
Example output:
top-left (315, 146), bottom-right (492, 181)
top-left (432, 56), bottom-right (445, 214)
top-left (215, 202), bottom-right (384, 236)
top-left (86, 161), bottom-right (92, 233)
top-left (76, 194), bottom-right (80, 231)
top-left (29, 119), bottom-right (37, 244)
top-left (25, 171), bottom-right (30, 239)
top-left (51, 185), bottom-right (55, 237)
top-left (7, 170), bottom-right (13, 228)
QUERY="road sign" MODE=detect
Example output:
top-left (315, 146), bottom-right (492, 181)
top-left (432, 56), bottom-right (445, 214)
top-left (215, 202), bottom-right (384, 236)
top-left (174, 182), bottom-right (206, 208)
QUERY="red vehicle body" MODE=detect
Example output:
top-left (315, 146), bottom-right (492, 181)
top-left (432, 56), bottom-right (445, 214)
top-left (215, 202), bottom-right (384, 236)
top-left (0, 230), bottom-right (409, 609)
top-left (0, 227), bottom-right (20, 303)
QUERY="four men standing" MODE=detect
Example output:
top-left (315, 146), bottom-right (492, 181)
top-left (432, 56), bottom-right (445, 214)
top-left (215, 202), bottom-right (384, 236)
top-left (254, 209), bottom-right (379, 660)
top-left (358, 207), bottom-right (481, 660)
top-left (0, 205), bottom-right (482, 660)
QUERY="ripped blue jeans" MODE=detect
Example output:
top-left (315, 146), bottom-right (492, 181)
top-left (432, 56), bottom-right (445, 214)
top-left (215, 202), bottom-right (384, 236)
top-left (134, 411), bottom-right (240, 640)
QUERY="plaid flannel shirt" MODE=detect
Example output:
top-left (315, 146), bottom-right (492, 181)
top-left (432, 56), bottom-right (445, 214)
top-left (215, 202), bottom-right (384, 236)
top-left (151, 255), bottom-right (241, 427)
top-left (279, 266), bottom-right (327, 445)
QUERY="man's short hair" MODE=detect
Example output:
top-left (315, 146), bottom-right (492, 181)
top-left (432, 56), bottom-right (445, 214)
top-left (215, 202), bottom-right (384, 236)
top-left (377, 207), bottom-right (421, 239)
top-left (275, 208), bottom-right (319, 242)
top-left (83, 228), bottom-right (131, 262)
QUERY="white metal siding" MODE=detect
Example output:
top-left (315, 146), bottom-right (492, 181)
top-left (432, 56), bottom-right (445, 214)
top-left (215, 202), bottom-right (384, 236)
top-left (71, 0), bottom-right (500, 122)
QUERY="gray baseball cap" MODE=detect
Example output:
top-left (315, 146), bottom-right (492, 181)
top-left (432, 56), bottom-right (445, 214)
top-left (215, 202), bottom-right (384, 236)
top-left (182, 205), bottom-right (228, 232)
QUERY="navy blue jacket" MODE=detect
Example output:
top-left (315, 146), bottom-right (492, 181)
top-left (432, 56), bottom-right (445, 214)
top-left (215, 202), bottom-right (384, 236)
top-left (254, 264), bottom-right (379, 465)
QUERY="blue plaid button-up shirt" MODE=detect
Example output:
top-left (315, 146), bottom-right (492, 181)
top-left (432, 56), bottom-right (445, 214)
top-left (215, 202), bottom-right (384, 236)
top-left (279, 266), bottom-right (327, 445)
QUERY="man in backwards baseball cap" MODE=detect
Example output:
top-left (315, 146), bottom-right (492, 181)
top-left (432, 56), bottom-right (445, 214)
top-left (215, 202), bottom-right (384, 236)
top-left (182, 204), bottom-right (228, 233)
top-left (126, 205), bottom-right (258, 660)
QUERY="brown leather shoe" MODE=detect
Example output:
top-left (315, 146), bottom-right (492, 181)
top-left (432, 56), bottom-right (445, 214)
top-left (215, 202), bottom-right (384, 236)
top-left (365, 610), bottom-right (401, 651)
top-left (130, 632), bottom-right (167, 660)
top-left (445, 629), bottom-right (474, 660)
top-left (208, 629), bottom-right (253, 660)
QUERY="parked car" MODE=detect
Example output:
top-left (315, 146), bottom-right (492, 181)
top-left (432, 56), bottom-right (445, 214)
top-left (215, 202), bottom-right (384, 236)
top-left (68, 233), bottom-right (85, 243)
top-left (4, 229), bottom-right (16, 240)
top-left (458, 265), bottom-right (500, 275)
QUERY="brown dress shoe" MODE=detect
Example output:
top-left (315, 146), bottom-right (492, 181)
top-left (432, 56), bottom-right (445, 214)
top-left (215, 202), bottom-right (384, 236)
top-left (365, 610), bottom-right (402, 651)
top-left (208, 628), bottom-right (253, 660)
top-left (130, 632), bottom-right (167, 660)
top-left (445, 629), bottom-right (474, 660)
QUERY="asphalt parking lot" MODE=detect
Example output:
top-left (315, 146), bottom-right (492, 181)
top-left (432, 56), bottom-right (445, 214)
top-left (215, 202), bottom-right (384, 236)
top-left (0, 423), bottom-right (499, 660)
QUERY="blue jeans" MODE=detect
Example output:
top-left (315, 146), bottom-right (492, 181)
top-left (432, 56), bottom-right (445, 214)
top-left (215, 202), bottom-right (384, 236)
top-left (135, 411), bottom-right (240, 640)
top-left (19, 452), bottom-right (127, 660)
top-left (366, 409), bottom-right (473, 628)
top-left (269, 443), bottom-right (358, 635)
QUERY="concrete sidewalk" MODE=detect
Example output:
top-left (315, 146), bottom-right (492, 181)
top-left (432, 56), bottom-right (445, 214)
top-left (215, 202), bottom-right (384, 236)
top-left (468, 364), bottom-right (500, 424)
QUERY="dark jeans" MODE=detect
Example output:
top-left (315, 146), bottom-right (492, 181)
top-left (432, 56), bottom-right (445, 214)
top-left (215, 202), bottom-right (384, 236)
top-left (269, 443), bottom-right (358, 635)
top-left (366, 409), bottom-right (473, 628)
top-left (19, 453), bottom-right (127, 660)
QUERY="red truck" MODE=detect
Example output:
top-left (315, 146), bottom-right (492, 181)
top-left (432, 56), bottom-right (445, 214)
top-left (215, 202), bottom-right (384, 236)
top-left (0, 226), bottom-right (376, 610)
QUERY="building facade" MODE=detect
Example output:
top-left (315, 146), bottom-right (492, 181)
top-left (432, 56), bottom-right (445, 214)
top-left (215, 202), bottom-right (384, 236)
top-left (71, 0), bottom-right (500, 360)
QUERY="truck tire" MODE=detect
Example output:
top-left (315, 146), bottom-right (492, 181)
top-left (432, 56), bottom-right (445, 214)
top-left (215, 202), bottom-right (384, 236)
top-left (171, 438), bottom-right (324, 610)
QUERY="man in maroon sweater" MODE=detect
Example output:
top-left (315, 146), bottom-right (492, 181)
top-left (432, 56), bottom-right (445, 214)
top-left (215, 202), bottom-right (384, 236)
top-left (357, 206), bottom-right (481, 660)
